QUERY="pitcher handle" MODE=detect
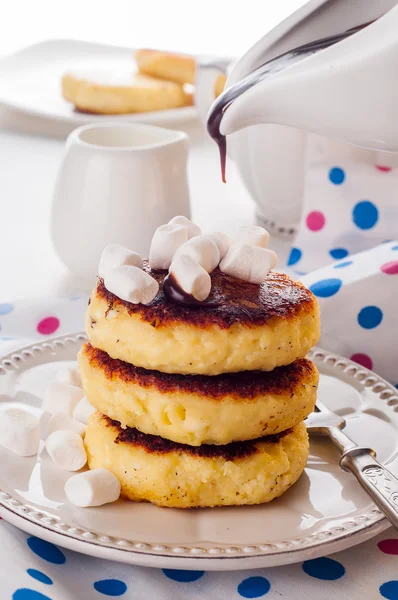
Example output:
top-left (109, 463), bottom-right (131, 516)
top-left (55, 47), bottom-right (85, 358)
top-left (195, 58), bottom-right (231, 127)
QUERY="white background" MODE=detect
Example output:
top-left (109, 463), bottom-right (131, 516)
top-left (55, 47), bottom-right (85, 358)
top-left (0, 0), bottom-right (307, 57)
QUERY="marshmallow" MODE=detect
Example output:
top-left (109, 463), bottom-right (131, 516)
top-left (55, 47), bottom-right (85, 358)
top-left (168, 215), bottom-right (201, 239)
top-left (72, 397), bottom-right (95, 425)
top-left (0, 406), bottom-right (40, 457)
top-left (55, 366), bottom-right (82, 388)
top-left (235, 225), bottom-right (270, 248)
top-left (174, 236), bottom-right (220, 273)
top-left (98, 244), bottom-right (143, 279)
top-left (64, 468), bottom-right (121, 507)
top-left (42, 382), bottom-right (85, 416)
top-left (220, 243), bottom-right (277, 284)
top-left (45, 430), bottom-right (87, 471)
top-left (149, 223), bottom-right (188, 270)
top-left (47, 413), bottom-right (86, 438)
top-left (170, 255), bottom-right (211, 301)
top-left (205, 232), bottom-right (231, 260)
top-left (104, 265), bottom-right (159, 305)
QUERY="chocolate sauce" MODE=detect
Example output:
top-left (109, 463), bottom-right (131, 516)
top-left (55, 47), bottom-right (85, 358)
top-left (163, 273), bottom-right (221, 308)
top-left (207, 22), bottom-right (373, 182)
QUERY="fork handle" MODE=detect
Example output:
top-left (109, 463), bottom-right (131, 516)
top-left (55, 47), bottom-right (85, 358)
top-left (340, 448), bottom-right (398, 529)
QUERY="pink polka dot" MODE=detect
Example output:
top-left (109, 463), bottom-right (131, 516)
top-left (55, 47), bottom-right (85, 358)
top-left (376, 165), bottom-right (392, 172)
top-left (37, 316), bottom-right (60, 335)
top-left (350, 353), bottom-right (373, 370)
top-left (378, 539), bottom-right (398, 555)
top-left (306, 211), bottom-right (326, 232)
top-left (381, 260), bottom-right (398, 275)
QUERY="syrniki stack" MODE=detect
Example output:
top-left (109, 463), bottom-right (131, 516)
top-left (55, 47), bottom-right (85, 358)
top-left (79, 218), bottom-right (320, 508)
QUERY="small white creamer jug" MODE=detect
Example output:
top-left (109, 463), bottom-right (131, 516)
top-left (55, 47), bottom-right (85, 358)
top-left (51, 123), bottom-right (190, 281)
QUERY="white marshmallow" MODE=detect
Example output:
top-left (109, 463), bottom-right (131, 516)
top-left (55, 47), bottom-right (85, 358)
top-left (104, 265), bottom-right (159, 305)
top-left (169, 255), bottom-right (211, 301)
top-left (45, 430), bottom-right (87, 471)
top-left (47, 413), bottom-right (86, 438)
top-left (65, 468), bottom-right (121, 507)
top-left (174, 236), bottom-right (220, 273)
top-left (0, 406), bottom-right (40, 457)
top-left (43, 382), bottom-right (85, 416)
top-left (149, 224), bottom-right (188, 270)
top-left (235, 225), bottom-right (270, 248)
top-left (98, 244), bottom-right (143, 279)
top-left (205, 232), bottom-right (231, 260)
top-left (220, 243), bottom-right (277, 284)
top-left (55, 366), bottom-right (82, 388)
top-left (168, 215), bottom-right (201, 239)
top-left (72, 397), bottom-right (95, 425)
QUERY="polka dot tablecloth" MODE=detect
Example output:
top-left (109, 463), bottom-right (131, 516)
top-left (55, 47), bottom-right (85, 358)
top-left (301, 240), bottom-right (398, 384)
top-left (0, 520), bottom-right (397, 600)
top-left (286, 136), bottom-right (398, 276)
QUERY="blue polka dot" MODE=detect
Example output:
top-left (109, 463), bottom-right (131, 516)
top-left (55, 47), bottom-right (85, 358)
top-left (333, 260), bottom-right (353, 269)
top-left (0, 303), bottom-right (14, 315)
top-left (27, 570), bottom-right (53, 585)
top-left (329, 167), bottom-right (345, 185)
top-left (163, 569), bottom-right (205, 583)
top-left (238, 576), bottom-right (271, 598)
top-left (329, 248), bottom-right (349, 260)
top-left (27, 537), bottom-right (66, 565)
top-left (287, 247), bottom-right (302, 266)
top-left (393, 245), bottom-right (398, 250)
top-left (309, 278), bottom-right (342, 298)
top-left (13, 591), bottom-right (52, 600)
top-left (352, 200), bottom-right (379, 230)
top-left (93, 579), bottom-right (127, 596)
top-left (357, 305), bottom-right (383, 329)
top-left (302, 557), bottom-right (345, 580)
top-left (380, 580), bottom-right (398, 599)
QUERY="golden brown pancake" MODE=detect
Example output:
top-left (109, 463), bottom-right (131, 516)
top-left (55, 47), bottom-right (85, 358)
top-left (62, 71), bottom-right (191, 114)
top-left (135, 49), bottom-right (196, 85)
top-left (86, 264), bottom-right (320, 375)
top-left (85, 412), bottom-right (309, 508)
top-left (79, 343), bottom-right (318, 445)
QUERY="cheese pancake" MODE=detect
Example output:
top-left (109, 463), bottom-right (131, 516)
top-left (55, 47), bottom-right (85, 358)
top-left (85, 412), bottom-right (309, 508)
top-left (62, 71), bottom-right (191, 114)
top-left (79, 343), bottom-right (318, 445)
top-left (86, 264), bottom-right (320, 375)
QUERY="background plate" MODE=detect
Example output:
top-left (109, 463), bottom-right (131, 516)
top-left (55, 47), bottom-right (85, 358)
top-left (0, 40), bottom-right (197, 125)
top-left (0, 334), bottom-right (397, 570)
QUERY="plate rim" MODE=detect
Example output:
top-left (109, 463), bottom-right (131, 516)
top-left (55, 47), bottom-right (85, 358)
top-left (0, 332), bottom-right (397, 570)
top-left (0, 38), bottom-right (198, 125)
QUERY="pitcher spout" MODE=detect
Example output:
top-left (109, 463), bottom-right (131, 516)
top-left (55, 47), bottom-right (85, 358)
top-left (216, 7), bottom-right (398, 152)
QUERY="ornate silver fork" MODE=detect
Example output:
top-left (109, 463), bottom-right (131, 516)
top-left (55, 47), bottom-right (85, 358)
top-left (306, 400), bottom-right (398, 529)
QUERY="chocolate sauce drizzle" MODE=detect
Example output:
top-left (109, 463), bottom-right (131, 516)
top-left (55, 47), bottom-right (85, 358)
top-left (163, 273), bottom-right (221, 308)
top-left (207, 21), bottom-right (373, 183)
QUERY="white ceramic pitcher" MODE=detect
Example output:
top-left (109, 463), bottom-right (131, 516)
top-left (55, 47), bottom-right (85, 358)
top-left (51, 123), bottom-right (190, 281)
top-left (196, 0), bottom-right (398, 235)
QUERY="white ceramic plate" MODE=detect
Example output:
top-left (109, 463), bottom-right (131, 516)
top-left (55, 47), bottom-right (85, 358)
top-left (0, 333), bottom-right (397, 570)
top-left (0, 40), bottom-right (197, 125)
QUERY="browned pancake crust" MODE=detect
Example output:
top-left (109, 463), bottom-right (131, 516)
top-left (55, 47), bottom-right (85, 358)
top-left (94, 262), bottom-right (316, 329)
top-left (83, 343), bottom-right (316, 400)
top-left (103, 413), bottom-right (291, 459)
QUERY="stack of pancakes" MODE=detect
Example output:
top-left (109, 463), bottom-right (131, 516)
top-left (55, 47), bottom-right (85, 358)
top-left (79, 265), bottom-right (320, 508)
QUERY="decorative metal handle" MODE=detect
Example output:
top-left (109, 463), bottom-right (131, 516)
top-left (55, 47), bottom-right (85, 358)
top-left (340, 448), bottom-right (398, 529)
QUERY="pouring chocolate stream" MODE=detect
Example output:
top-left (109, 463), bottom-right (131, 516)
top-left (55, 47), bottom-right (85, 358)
top-left (207, 21), bottom-right (373, 183)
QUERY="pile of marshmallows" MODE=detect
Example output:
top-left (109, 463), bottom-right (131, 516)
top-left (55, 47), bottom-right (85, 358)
top-left (0, 367), bottom-right (120, 508)
top-left (100, 216), bottom-right (277, 305)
